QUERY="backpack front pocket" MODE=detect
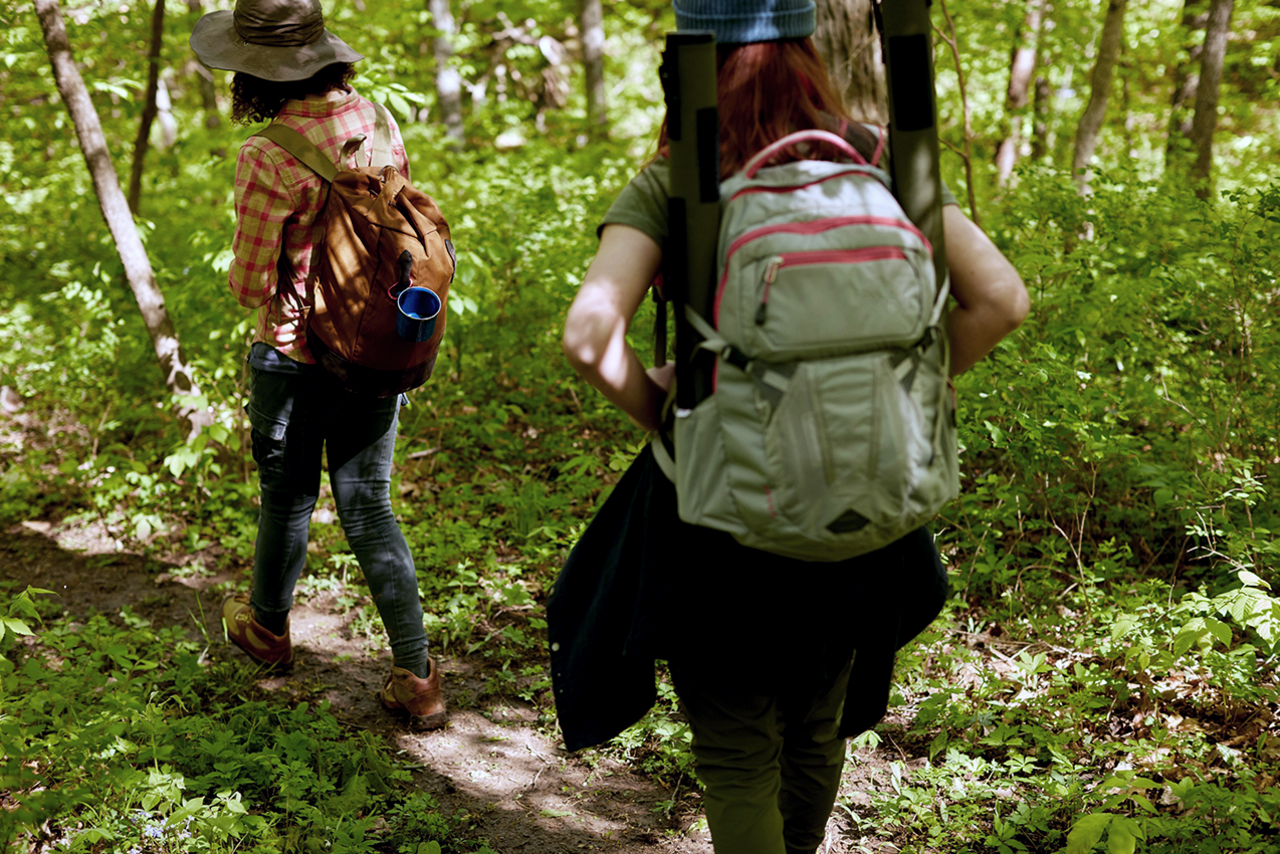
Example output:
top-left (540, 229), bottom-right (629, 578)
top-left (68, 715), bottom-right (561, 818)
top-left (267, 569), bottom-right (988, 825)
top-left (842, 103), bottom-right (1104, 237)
top-left (747, 247), bottom-right (925, 359)
top-left (714, 214), bottom-right (934, 361)
top-left (760, 351), bottom-right (909, 536)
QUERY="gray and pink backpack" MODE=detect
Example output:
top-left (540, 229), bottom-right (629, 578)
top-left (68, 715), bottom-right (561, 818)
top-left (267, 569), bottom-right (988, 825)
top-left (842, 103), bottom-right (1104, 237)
top-left (653, 129), bottom-right (958, 561)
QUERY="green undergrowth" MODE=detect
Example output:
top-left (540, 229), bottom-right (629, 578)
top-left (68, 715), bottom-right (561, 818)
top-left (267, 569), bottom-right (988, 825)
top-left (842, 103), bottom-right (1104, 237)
top-left (0, 585), bottom-right (499, 854)
top-left (837, 568), bottom-right (1280, 854)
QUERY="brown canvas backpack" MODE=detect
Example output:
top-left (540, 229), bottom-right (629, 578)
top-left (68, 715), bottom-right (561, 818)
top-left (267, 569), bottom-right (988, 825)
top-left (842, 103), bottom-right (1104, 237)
top-left (255, 104), bottom-right (455, 397)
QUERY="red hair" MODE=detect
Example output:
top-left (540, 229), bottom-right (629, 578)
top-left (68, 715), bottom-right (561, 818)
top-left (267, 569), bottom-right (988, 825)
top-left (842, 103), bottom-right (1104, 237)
top-left (657, 38), bottom-right (878, 179)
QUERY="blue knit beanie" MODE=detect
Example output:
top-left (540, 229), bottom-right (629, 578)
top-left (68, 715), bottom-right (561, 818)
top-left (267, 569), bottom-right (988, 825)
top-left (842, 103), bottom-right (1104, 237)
top-left (673, 0), bottom-right (816, 44)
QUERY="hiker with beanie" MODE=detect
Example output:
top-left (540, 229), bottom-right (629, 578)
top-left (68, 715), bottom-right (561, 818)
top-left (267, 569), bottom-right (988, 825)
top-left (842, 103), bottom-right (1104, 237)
top-left (192, 0), bottom-right (446, 729)
top-left (552, 1), bottom-right (1029, 851)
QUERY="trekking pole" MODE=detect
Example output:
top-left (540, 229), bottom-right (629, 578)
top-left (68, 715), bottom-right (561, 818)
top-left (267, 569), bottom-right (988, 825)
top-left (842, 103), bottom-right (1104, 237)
top-left (877, 0), bottom-right (947, 288)
top-left (660, 31), bottom-right (720, 409)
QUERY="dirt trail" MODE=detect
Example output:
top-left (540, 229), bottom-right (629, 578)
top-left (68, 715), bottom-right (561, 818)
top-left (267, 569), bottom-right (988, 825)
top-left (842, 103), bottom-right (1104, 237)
top-left (4, 521), bottom-right (913, 852)
top-left (2, 522), bottom-right (715, 853)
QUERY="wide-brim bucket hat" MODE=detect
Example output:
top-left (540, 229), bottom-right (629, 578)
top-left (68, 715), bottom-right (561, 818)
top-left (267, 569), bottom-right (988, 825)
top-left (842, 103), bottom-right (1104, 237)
top-left (190, 0), bottom-right (363, 82)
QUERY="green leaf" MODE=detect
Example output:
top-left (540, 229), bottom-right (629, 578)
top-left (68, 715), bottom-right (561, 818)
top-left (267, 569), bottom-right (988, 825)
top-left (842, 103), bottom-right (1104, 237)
top-left (388, 91), bottom-right (412, 117)
top-left (1204, 617), bottom-right (1232, 648)
top-left (1106, 824), bottom-right (1136, 854)
top-left (1065, 813), bottom-right (1113, 854)
top-left (166, 449), bottom-right (193, 478)
top-left (90, 79), bottom-right (135, 99)
top-left (1153, 488), bottom-right (1174, 507)
top-left (416, 843), bottom-right (442, 854)
top-left (983, 419), bottom-right (1004, 445)
top-left (1173, 628), bottom-right (1201, 657)
top-left (1237, 570), bottom-right (1267, 589)
top-left (1115, 817), bottom-right (1147, 842)
top-left (450, 293), bottom-right (479, 315)
top-left (211, 248), bottom-right (235, 273)
top-left (2, 617), bottom-right (32, 636)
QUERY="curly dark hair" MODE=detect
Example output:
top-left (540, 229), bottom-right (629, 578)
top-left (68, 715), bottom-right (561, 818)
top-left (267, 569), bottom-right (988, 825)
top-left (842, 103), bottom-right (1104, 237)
top-left (230, 63), bottom-right (357, 125)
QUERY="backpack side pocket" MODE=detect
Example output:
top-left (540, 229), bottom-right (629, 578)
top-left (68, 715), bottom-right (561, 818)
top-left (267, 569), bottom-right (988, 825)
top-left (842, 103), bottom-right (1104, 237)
top-left (673, 395), bottom-right (743, 537)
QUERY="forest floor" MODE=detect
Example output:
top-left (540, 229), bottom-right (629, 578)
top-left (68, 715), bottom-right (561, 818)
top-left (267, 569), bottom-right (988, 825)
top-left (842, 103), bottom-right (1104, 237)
top-left (2, 518), bottom-right (909, 854)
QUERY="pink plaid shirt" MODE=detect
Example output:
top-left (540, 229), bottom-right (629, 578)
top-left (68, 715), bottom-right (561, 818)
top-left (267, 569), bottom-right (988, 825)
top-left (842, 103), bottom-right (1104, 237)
top-left (230, 87), bottom-right (410, 364)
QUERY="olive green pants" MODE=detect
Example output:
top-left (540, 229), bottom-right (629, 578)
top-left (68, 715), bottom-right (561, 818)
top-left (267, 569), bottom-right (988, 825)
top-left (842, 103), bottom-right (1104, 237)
top-left (671, 657), bottom-right (854, 854)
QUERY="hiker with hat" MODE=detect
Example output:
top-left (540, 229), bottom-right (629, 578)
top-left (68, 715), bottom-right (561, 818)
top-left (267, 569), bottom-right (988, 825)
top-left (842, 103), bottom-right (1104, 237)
top-left (553, 1), bottom-right (1029, 851)
top-left (193, 0), bottom-right (447, 729)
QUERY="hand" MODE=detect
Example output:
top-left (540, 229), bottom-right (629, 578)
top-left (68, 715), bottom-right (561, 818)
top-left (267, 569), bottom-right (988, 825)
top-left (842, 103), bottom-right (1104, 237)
top-left (630, 362), bottom-right (676, 433)
top-left (646, 362), bottom-right (676, 392)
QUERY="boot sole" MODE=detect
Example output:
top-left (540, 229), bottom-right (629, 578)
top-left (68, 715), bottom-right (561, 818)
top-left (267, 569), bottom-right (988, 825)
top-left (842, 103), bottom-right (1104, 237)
top-left (407, 709), bottom-right (449, 731)
top-left (380, 698), bottom-right (448, 730)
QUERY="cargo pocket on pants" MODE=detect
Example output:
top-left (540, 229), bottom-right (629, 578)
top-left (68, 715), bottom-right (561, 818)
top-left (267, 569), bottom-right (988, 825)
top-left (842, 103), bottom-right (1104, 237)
top-left (247, 368), bottom-right (295, 485)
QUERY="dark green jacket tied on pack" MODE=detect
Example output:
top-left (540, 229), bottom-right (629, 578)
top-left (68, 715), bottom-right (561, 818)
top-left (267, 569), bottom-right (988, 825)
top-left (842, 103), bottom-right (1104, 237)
top-left (547, 446), bottom-right (948, 752)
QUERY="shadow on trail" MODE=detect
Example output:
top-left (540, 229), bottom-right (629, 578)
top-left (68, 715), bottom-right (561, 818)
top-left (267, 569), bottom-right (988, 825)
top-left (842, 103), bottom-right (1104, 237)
top-left (0, 523), bottom-right (711, 854)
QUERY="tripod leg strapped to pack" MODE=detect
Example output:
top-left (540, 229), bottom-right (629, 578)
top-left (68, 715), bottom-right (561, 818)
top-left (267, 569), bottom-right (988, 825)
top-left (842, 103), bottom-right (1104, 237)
top-left (659, 0), bottom-right (950, 414)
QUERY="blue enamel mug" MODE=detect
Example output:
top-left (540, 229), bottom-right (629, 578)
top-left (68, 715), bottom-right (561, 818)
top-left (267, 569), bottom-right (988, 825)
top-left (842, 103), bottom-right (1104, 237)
top-left (396, 287), bottom-right (441, 343)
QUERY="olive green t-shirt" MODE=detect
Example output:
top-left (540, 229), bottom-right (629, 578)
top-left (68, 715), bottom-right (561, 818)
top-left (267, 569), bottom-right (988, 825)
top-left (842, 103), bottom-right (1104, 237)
top-left (600, 155), bottom-right (960, 246)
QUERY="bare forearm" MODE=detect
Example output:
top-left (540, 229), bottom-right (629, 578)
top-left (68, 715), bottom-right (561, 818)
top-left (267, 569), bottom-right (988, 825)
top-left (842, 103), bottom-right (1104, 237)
top-left (563, 225), bottom-right (668, 430)
top-left (564, 324), bottom-right (667, 431)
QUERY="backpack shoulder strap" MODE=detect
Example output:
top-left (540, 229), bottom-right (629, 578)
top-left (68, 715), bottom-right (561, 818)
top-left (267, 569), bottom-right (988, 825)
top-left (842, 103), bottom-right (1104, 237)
top-left (371, 103), bottom-right (394, 168)
top-left (254, 123), bottom-right (340, 183)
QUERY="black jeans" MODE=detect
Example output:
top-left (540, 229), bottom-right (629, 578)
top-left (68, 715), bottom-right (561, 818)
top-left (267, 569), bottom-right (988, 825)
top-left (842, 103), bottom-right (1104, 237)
top-left (246, 343), bottom-right (428, 674)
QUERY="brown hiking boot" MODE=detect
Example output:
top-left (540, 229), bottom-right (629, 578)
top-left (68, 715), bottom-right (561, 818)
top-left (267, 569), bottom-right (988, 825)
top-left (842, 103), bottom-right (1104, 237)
top-left (222, 594), bottom-right (293, 668)
top-left (380, 658), bottom-right (447, 729)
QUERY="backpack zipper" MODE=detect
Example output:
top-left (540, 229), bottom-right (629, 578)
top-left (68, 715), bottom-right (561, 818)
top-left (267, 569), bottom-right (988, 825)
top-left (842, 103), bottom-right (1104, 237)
top-left (755, 256), bottom-right (784, 325)
top-left (753, 247), bottom-right (909, 326)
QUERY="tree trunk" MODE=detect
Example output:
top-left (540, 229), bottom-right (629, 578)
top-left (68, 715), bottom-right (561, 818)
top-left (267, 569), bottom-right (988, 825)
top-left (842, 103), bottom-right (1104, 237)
top-left (536, 35), bottom-right (571, 134)
top-left (187, 0), bottom-right (221, 130)
top-left (1121, 41), bottom-right (1134, 159)
top-left (35, 0), bottom-right (211, 439)
top-left (1031, 74), bottom-right (1049, 161)
top-left (1071, 0), bottom-right (1128, 195)
top-left (578, 0), bottom-right (607, 138)
top-left (155, 75), bottom-right (177, 149)
top-left (1164, 0), bottom-right (1207, 171)
top-left (428, 0), bottom-right (465, 147)
top-left (995, 0), bottom-right (1044, 187)
top-left (1190, 0), bottom-right (1234, 199)
top-left (813, 0), bottom-right (886, 124)
top-left (128, 0), bottom-right (164, 215)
